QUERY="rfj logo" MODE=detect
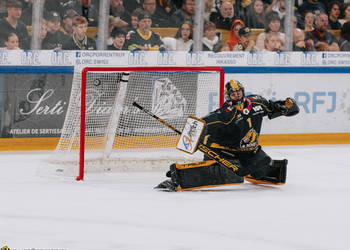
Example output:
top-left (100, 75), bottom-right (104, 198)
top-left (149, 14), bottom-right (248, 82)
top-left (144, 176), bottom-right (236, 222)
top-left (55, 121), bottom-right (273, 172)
top-left (151, 77), bottom-right (187, 119)
top-left (0, 50), bottom-right (9, 64)
top-left (21, 50), bottom-right (40, 65)
top-left (186, 51), bottom-right (203, 65)
top-left (274, 52), bottom-right (291, 65)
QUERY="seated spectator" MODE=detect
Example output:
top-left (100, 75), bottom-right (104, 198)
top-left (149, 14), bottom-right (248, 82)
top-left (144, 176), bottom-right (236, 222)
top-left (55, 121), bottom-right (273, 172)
top-left (107, 16), bottom-right (121, 46)
top-left (170, 0), bottom-right (195, 27)
top-left (108, 27), bottom-right (126, 50)
top-left (0, 0), bottom-right (29, 49)
top-left (156, 0), bottom-right (177, 17)
top-left (124, 11), bottom-right (165, 51)
top-left (129, 8), bottom-right (143, 31)
top-left (4, 32), bottom-right (19, 50)
top-left (328, 1), bottom-right (341, 29)
top-left (302, 10), bottom-right (315, 31)
top-left (255, 12), bottom-right (285, 51)
top-left (233, 0), bottom-right (250, 22)
top-left (263, 32), bottom-right (283, 51)
top-left (246, 0), bottom-right (265, 29)
top-left (0, 0), bottom-right (6, 19)
top-left (209, 0), bottom-right (236, 30)
top-left (226, 19), bottom-right (245, 50)
top-left (62, 16), bottom-right (96, 50)
top-left (213, 41), bottom-right (230, 52)
top-left (110, 0), bottom-right (131, 28)
top-left (142, 0), bottom-right (169, 27)
top-left (123, 0), bottom-right (142, 14)
top-left (266, 0), bottom-right (286, 20)
top-left (298, 0), bottom-right (326, 16)
top-left (339, 21), bottom-right (350, 50)
top-left (62, 9), bottom-right (79, 36)
top-left (162, 21), bottom-right (193, 51)
top-left (201, 21), bottom-right (220, 51)
top-left (305, 12), bottom-right (339, 51)
top-left (293, 28), bottom-right (306, 51)
top-left (42, 11), bottom-right (69, 50)
top-left (68, 0), bottom-right (99, 26)
top-left (233, 26), bottom-right (257, 51)
top-left (339, 3), bottom-right (350, 26)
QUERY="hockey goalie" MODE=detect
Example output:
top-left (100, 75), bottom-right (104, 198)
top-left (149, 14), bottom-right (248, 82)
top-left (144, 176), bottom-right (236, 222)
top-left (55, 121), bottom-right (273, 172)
top-left (155, 80), bottom-right (300, 191)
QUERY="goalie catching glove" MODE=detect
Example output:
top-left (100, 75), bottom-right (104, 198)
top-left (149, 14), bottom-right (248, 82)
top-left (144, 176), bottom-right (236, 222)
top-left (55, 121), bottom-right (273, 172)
top-left (273, 97), bottom-right (299, 117)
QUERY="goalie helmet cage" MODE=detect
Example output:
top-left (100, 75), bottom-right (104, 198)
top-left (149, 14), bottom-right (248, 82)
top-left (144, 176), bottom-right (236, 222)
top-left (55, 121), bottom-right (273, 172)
top-left (51, 66), bottom-right (225, 181)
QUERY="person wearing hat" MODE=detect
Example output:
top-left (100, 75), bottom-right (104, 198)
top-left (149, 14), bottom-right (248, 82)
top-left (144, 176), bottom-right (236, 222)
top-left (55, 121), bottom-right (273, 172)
top-left (42, 11), bottom-right (69, 50)
top-left (124, 10), bottom-right (165, 51)
top-left (108, 26), bottom-right (126, 50)
top-left (233, 26), bottom-right (257, 51)
top-left (0, 0), bottom-right (29, 49)
top-left (62, 9), bottom-right (79, 36)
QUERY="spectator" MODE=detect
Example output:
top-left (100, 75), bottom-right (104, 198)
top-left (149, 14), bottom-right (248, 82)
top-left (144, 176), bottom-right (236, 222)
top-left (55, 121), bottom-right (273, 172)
top-left (170, 0), bottom-right (195, 27)
top-left (266, 0), bottom-right (286, 20)
top-left (303, 10), bottom-right (315, 31)
top-left (69, 0), bottom-right (99, 26)
top-left (20, 0), bottom-right (34, 25)
top-left (62, 16), bottom-right (96, 50)
top-left (201, 21), bottom-right (220, 51)
top-left (293, 28), bottom-right (306, 51)
top-left (246, 0), bottom-right (266, 29)
top-left (162, 21), bottom-right (194, 51)
top-left (339, 3), bottom-right (350, 26)
top-left (130, 8), bottom-right (143, 31)
top-left (339, 21), bottom-right (350, 50)
top-left (226, 19), bottom-right (245, 50)
top-left (0, 0), bottom-right (29, 49)
top-left (4, 32), bottom-right (19, 50)
top-left (233, 0), bottom-right (250, 22)
top-left (298, 0), bottom-right (326, 16)
top-left (42, 11), bottom-right (69, 50)
top-left (123, 0), bottom-right (142, 14)
top-left (124, 11), bottom-right (165, 51)
top-left (110, 0), bottom-right (131, 28)
top-left (305, 12), bottom-right (339, 51)
top-left (263, 32), bottom-right (283, 51)
top-left (157, 0), bottom-right (177, 15)
top-left (209, 0), bottom-right (236, 30)
top-left (213, 41), bottom-right (230, 52)
top-left (176, 21), bottom-right (193, 51)
top-left (62, 9), bottom-right (79, 36)
top-left (255, 12), bottom-right (285, 51)
top-left (142, 0), bottom-right (169, 27)
top-left (108, 26), bottom-right (126, 50)
top-left (0, 0), bottom-right (6, 19)
top-left (204, 0), bottom-right (215, 21)
top-left (328, 1), bottom-right (342, 29)
top-left (233, 26), bottom-right (257, 51)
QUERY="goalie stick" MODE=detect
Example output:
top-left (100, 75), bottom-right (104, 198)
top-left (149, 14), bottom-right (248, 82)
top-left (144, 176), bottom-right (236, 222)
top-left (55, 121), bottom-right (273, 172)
top-left (132, 102), bottom-right (240, 172)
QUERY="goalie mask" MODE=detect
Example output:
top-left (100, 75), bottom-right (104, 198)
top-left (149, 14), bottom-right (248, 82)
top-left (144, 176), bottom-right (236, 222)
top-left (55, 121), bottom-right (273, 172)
top-left (224, 80), bottom-right (245, 109)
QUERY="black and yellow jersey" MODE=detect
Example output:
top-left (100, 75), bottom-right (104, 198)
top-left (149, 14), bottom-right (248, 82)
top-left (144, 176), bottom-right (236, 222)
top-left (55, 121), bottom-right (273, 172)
top-left (124, 29), bottom-right (166, 51)
top-left (202, 95), bottom-right (280, 152)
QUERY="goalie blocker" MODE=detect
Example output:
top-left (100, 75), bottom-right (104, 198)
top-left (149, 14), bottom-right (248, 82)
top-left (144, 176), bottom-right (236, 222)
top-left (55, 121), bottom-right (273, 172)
top-left (155, 80), bottom-right (299, 191)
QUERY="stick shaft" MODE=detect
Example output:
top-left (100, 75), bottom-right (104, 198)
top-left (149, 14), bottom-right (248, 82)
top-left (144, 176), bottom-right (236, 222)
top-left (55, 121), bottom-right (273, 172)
top-left (132, 102), bottom-right (240, 172)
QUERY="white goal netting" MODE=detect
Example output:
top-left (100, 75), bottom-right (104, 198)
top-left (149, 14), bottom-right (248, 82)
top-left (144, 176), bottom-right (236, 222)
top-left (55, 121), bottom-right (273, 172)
top-left (46, 66), bottom-right (224, 178)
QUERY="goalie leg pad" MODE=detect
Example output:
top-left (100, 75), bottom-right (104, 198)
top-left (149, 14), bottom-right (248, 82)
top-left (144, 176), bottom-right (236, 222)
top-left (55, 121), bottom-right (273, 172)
top-left (168, 161), bottom-right (244, 191)
top-left (244, 159), bottom-right (288, 185)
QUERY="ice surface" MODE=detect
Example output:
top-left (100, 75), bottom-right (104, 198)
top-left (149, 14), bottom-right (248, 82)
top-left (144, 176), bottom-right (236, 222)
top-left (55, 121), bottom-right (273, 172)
top-left (0, 145), bottom-right (350, 250)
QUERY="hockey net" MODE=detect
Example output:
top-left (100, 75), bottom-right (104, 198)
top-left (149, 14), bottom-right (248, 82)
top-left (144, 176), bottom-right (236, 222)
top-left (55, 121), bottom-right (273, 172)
top-left (46, 66), bottom-right (224, 180)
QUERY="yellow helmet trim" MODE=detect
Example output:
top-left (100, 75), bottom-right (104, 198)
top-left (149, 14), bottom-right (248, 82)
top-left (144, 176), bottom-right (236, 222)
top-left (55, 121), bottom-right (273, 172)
top-left (229, 80), bottom-right (240, 91)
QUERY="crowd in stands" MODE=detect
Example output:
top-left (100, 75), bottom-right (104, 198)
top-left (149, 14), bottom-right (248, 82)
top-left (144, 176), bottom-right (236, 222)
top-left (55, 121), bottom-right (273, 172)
top-left (1, 0), bottom-right (350, 52)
